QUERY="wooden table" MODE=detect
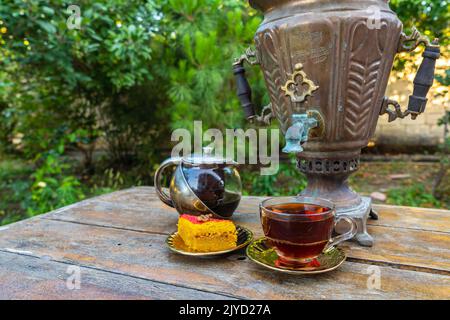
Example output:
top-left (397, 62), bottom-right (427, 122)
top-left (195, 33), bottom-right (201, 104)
top-left (0, 187), bottom-right (448, 299)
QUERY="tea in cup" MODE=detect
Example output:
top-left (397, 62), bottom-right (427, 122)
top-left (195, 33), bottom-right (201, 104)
top-left (260, 196), bottom-right (357, 266)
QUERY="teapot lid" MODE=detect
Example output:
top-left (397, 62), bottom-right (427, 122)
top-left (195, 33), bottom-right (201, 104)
top-left (182, 147), bottom-right (237, 165)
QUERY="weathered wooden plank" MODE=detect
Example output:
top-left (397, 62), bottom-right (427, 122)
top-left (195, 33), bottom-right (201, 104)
top-left (0, 251), bottom-right (233, 300)
top-left (45, 187), bottom-right (450, 233)
top-left (43, 187), bottom-right (450, 273)
top-left (341, 226), bottom-right (450, 273)
top-left (370, 204), bottom-right (450, 233)
top-left (0, 218), bottom-right (448, 300)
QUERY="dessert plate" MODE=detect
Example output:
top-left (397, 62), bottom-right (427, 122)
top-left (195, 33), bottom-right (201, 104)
top-left (166, 225), bottom-right (253, 256)
top-left (246, 237), bottom-right (346, 274)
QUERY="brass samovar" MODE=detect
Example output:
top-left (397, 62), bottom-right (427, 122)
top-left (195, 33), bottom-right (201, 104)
top-left (233, 0), bottom-right (440, 246)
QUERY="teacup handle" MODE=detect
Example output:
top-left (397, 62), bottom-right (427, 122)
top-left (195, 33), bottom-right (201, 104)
top-left (324, 216), bottom-right (358, 252)
top-left (154, 157), bottom-right (181, 207)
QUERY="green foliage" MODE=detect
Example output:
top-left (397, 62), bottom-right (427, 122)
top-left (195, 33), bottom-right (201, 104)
top-left (387, 183), bottom-right (443, 208)
top-left (0, 1), bottom-right (448, 224)
top-left (89, 167), bottom-right (141, 196)
top-left (436, 69), bottom-right (450, 87)
top-left (0, 0), bottom-right (168, 165)
top-left (242, 158), bottom-right (308, 196)
top-left (0, 156), bottom-right (33, 225)
top-left (161, 0), bottom-right (264, 130)
top-left (0, 0), bottom-right (158, 91)
top-left (390, 0), bottom-right (449, 43)
top-left (26, 131), bottom-right (86, 215)
top-left (28, 156), bottom-right (84, 215)
top-left (433, 110), bottom-right (450, 203)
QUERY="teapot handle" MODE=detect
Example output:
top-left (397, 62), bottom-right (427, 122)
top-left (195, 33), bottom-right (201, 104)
top-left (154, 157), bottom-right (181, 207)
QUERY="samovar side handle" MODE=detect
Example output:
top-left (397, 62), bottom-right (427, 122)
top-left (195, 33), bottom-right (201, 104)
top-left (232, 48), bottom-right (273, 125)
top-left (380, 28), bottom-right (440, 122)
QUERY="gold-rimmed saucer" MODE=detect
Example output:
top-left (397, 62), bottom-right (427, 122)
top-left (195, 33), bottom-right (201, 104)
top-left (246, 237), bottom-right (346, 274)
top-left (166, 226), bottom-right (253, 256)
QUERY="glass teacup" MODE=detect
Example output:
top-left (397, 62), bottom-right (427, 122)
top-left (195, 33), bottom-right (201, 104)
top-left (260, 196), bottom-right (357, 267)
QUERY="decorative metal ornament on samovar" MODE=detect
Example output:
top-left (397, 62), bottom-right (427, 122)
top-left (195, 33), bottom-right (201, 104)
top-left (233, 0), bottom-right (440, 246)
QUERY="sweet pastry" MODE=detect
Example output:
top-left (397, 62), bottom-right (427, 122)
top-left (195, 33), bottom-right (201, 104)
top-left (177, 214), bottom-right (237, 252)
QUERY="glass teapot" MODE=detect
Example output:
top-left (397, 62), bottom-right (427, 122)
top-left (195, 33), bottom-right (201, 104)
top-left (154, 147), bottom-right (242, 219)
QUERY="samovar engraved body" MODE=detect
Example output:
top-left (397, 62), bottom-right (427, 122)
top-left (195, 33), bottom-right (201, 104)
top-left (233, 0), bottom-right (440, 246)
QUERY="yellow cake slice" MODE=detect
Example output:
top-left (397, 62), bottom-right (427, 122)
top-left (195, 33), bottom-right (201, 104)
top-left (177, 214), bottom-right (237, 252)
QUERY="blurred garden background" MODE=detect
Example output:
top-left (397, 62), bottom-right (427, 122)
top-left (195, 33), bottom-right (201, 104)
top-left (0, 0), bottom-right (449, 225)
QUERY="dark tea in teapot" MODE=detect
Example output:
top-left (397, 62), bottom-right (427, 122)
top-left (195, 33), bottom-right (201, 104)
top-left (155, 147), bottom-right (242, 219)
top-left (182, 164), bottom-right (241, 217)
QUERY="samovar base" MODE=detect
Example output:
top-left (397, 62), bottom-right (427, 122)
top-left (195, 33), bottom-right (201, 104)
top-left (297, 155), bottom-right (377, 246)
top-left (335, 196), bottom-right (375, 247)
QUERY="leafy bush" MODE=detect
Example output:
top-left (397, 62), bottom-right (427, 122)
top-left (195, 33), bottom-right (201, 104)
top-left (28, 151), bottom-right (85, 215)
top-left (0, 0), bottom-right (448, 223)
top-left (0, 1), bottom-right (167, 164)
top-left (0, 156), bottom-right (33, 225)
top-left (387, 184), bottom-right (443, 208)
top-left (390, 0), bottom-right (449, 42)
top-left (242, 158), bottom-right (307, 197)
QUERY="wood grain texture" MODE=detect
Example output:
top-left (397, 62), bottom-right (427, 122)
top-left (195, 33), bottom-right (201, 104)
top-left (0, 251), bottom-right (232, 300)
top-left (46, 187), bottom-right (450, 232)
top-left (370, 204), bottom-right (450, 233)
top-left (0, 218), bottom-right (449, 300)
top-left (43, 187), bottom-right (450, 273)
top-left (0, 187), bottom-right (449, 299)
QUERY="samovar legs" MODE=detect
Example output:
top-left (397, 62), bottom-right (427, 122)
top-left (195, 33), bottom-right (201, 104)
top-left (369, 208), bottom-right (379, 220)
top-left (336, 196), bottom-right (374, 247)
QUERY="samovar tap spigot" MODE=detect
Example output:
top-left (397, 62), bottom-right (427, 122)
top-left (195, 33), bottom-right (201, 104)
top-left (280, 63), bottom-right (322, 153)
top-left (282, 113), bottom-right (318, 153)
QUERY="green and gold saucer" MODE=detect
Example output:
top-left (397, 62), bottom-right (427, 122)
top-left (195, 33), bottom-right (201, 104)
top-left (166, 226), bottom-right (253, 256)
top-left (246, 237), bottom-right (346, 274)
